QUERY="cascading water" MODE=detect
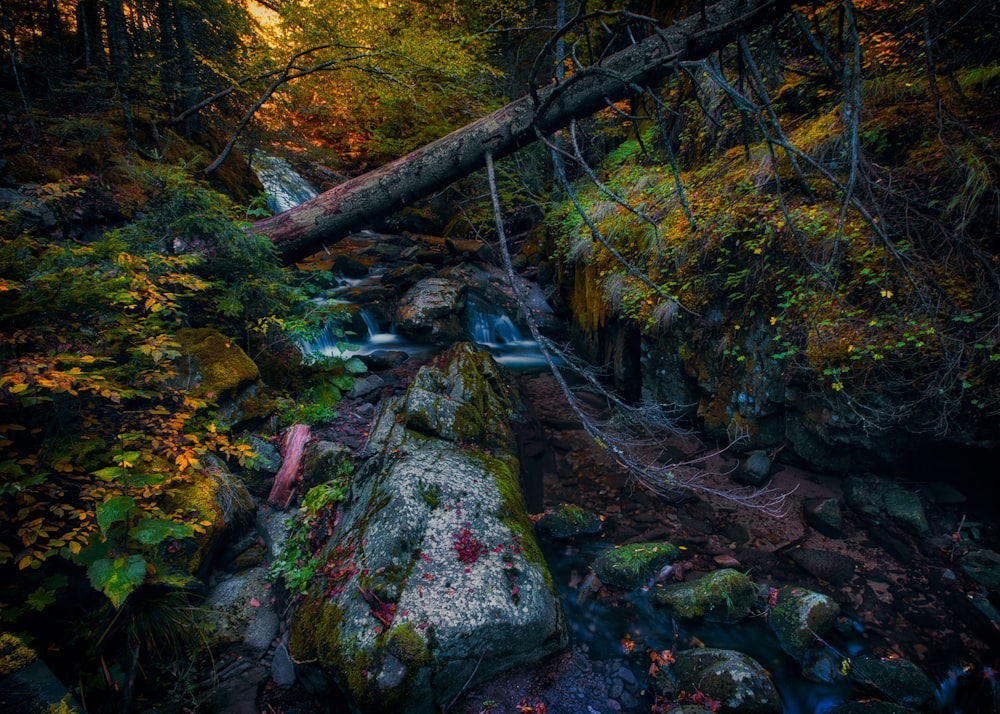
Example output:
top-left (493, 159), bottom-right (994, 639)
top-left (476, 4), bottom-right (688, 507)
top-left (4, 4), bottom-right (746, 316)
top-left (252, 153), bottom-right (319, 214)
top-left (465, 296), bottom-right (550, 371)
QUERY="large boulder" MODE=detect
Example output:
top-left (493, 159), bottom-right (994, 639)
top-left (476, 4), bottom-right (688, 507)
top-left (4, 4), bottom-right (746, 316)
top-left (286, 344), bottom-right (567, 713)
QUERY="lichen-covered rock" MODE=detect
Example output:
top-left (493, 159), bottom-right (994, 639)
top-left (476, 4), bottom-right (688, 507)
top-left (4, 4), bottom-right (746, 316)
top-left (535, 504), bottom-right (604, 539)
top-left (768, 586), bottom-right (840, 659)
top-left (849, 654), bottom-right (936, 709)
top-left (651, 648), bottom-right (783, 714)
top-left (591, 542), bottom-right (682, 590)
top-left (394, 277), bottom-right (466, 345)
top-left (650, 568), bottom-right (758, 623)
top-left (286, 344), bottom-right (566, 713)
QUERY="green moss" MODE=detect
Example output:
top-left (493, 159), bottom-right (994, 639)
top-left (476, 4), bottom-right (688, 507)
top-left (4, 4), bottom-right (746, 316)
top-left (593, 542), bottom-right (681, 590)
top-left (0, 632), bottom-right (37, 677)
top-left (175, 327), bottom-right (259, 398)
top-left (387, 623), bottom-right (432, 668)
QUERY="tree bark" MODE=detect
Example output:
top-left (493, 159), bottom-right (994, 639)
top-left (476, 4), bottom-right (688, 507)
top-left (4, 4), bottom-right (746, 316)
top-left (253, 0), bottom-right (791, 262)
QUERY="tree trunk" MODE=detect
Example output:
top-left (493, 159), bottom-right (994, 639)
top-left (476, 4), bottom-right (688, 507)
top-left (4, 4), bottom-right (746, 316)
top-left (254, 0), bottom-right (790, 263)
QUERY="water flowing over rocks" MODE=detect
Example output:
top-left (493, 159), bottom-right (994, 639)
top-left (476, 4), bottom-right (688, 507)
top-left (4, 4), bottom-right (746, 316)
top-left (286, 343), bottom-right (567, 713)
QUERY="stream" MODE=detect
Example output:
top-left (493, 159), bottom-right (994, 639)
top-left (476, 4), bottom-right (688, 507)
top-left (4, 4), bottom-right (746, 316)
top-left (254, 158), bottom-right (1000, 714)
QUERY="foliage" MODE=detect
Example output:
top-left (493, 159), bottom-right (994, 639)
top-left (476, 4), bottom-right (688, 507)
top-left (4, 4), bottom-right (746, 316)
top-left (269, 460), bottom-right (353, 596)
top-left (543, 0), bottom-right (1000, 435)
top-left (0, 160), bottom-right (350, 612)
top-left (268, 0), bottom-right (521, 163)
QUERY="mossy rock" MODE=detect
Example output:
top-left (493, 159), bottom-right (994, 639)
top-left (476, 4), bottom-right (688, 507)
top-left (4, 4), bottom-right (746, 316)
top-left (849, 654), bottom-right (936, 709)
top-left (535, 504), bottom-right (603, 539)
top-left (826, 702), bottom-right (919, 714)
top-left (652, 648), bottom-right (782, 714)
top-left (768, 586), bottom-right (840, 659)
top-left (591, 542), bottom-right (681, 590)
top-left (175, 327), bottom-right (259, 399)
top-left (0, 633), bottom-right (37, 678)
top-left (650, 568), bottom-right (757, 623)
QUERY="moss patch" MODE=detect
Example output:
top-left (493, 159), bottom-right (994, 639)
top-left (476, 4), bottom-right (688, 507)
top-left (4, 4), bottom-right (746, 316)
top-left (175, 327), bottom-right (259, 398)
top-left (0, 633), bottom-right (37, 677)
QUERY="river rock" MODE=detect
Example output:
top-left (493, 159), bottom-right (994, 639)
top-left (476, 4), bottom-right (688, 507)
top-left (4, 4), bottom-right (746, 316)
top-left (652, 648), bottom-right (783, 714)
top-left (301, 439), bottom-right (353, 491)
top-left (591, 542), bottom-right (682, 590)
top-left (790, 548), bottom-right (856, 585)
top-left (957, 549), bottom-right (1000, 589)
top-left (394, 276), bottom-right (466, 345)
top-left (768, 586), bottom-right (840, 659)
top-left (286, 344), bottom-right (566, 713)
top-left (802, 497), bottom-right (843, 538)
top-left (650, 568), bottom-right (757, 623)
top-left (849, 654), bottom-right (936, 709)
top-left (535, 504), bottom-right (604, 539)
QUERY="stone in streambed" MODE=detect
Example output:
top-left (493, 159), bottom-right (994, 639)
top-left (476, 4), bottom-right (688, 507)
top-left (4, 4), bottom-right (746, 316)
top-left (768, 586), bottom-right (840, 659)
top-left (790, 547), bottom-right (856, 585)
top-left (803, 497), bottom-right (843, 538)
top-left (848, 654), bottom-right (936, 709)
top-left (535, 504), bottom-right (603, 539)
top-left (591, 542), bottom-right (682, 590)
top-left (650, 568), bottom-right (757, 623)
top-left (651, 648), bottom-right (782, 714)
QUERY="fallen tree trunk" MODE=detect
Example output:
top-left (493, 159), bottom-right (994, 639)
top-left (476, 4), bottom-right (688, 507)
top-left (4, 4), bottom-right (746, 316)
top-left (253, 0), bottom-right (791, 262)
top-left (267, 423), bottom-right (311, 508)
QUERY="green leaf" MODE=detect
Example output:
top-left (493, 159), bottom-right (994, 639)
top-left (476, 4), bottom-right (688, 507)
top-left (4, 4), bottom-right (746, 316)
top-left (26, 586), bottom-right (57, 611)
top-left (93, 466), bottom-right (124, 481)
top-left (97, 495), bottom-right (136, 534)
top-left (87, 555), bottom-right (147, 608)
top-left (344, 357), bottom-right (367, 374)
top-left (131, 518), bottom-right (193, 545)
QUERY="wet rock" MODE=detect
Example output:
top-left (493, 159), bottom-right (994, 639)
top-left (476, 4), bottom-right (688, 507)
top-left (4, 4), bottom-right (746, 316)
top-left (790, 548), bottom-right (856, 585)
top-left (330, 254), bottom-right (370, 279)
top-left (801, 648), bottom-right (845, 684)
top-left (361, 350), bottom-right (410, 370)
top-left (957, 549), bottom-right (1000, 589)
top-left (0, 655), bottom-right (84, 713)
top-left (920, 481), bottom-right (967, 506)
top-left (882, 485), bottom-right (930, 537)
top-left (943, 590), bottom-right (1000, 646)
top-left (849, 654), bottom-right (936, 709)
top-left (286, 344), bottom-right (566, 714)
top-left (256, 503), bottom-right (295, 561)
top-left (380, 263), bottom-right (435, 292)
top-left (652, 648), bottom-right (782, 714)
top-left (768, 586), bottom-right (840, 659)
top-left (650, 568), bottom-right (758, 623)
top-left (395, 277), bottom-right (466, 345)
top-left (591, 542), bottom-right (682, 590)
top-left (535, 504), bottom-right (604, 539)
top-left (802, 498), bottom-right (843, 538)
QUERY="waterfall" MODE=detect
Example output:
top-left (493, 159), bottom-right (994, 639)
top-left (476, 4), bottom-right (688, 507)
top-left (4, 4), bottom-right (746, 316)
top-left (252, 154), bottom-right (319, 214)
top-left (467, 297), bottom-right (524, 345)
